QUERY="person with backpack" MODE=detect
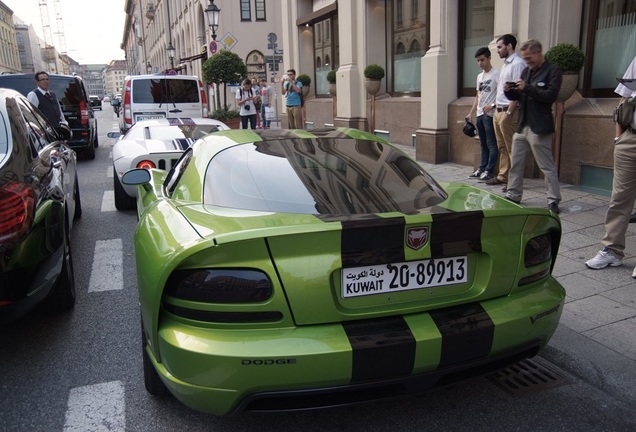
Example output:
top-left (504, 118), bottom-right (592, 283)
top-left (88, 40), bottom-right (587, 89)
top-left (281, 69), bottom-right (303, 129)
top-left (236, 79), bottom-right (257, 129)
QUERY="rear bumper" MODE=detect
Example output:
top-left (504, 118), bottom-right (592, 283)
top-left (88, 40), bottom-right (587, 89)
top-left (150, 278), bottom-right (565, 416)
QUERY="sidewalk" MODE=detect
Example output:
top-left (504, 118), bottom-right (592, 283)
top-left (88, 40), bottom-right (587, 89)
top-left (395, 143), bottom-right (636, 403)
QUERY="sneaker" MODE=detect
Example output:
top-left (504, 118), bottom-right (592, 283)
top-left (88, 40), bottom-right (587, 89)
top-left (585, 248), bottom-right (622, 269)
top-left (468, 169), bottom-right (482, 179)
top-left (632, 266), bottom-right (636, 279)
top-left (478, 172), bottom-right (494, 182)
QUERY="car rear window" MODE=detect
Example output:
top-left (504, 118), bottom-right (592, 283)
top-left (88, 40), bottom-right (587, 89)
top-left (131, 79), bottom-right (200, 104)
top-left (203, 138), bottom-right (447, 215)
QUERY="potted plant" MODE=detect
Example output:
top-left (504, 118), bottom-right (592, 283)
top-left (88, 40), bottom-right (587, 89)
top-left (297, 73), bottom-right (311, 97)
top-left (210, 106), bottom-right (241, 129)
top-left (363, 64), bottom-right (385, 96)
top-left (545, 43), bottom-right (584, 102)
top-left (327, 70), bottom-right (337, 96)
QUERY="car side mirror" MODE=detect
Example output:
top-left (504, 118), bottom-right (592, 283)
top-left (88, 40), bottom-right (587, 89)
top-left (107, 132), bottom-right (122, 139)
top-left (122, 168), bottom-right (151, 186)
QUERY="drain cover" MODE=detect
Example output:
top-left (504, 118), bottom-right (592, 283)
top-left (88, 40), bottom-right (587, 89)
top-left (487, 357), bottom-right (571, 396)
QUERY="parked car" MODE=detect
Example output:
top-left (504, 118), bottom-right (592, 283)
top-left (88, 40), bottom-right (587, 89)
top-left (0, 73), bottom-right (98, 160)
top-left (122, 128), bottom-right (565, 416)
top-left (89, 95), bottom-right (102, 110)
top-left (102, 96), bottom-right (111, 103)
top-left (0, 88), bottom-right (81, 322)
top-left (109, 117), bottom-right (229, 210)
top-left (118, 74), bottom-right (208, 133)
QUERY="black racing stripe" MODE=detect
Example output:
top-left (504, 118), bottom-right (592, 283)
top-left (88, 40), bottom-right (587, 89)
top-left (343, 316), bottom-right (415, 383)
top-left (341, 217), bottom-right (405, 267)
top-left (173, 138), bottom-right (194, 150)
top-left (429, 303), bottom-right (494, 368)
top-left (430, 211), bottom-right (484, 256)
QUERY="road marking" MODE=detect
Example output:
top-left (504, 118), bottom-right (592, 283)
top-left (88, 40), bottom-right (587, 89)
top-left (63, 381), bottom-right (125, 432)
top-left (107, 166), bottom-right (113, 178)
top-left (89, 239), bottom-right (123, 292)
top-left (101, 190), bottom-right (116, 212)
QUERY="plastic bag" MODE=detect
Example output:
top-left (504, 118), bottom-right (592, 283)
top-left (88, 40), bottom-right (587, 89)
top-left (265, 106), bottom-right (275, 120)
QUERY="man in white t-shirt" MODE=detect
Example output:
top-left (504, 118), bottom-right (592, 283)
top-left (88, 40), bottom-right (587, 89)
top-left (466, 47), bottom-right (500, 182)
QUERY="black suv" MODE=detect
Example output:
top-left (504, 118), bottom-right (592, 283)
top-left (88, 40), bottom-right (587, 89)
top-left (89, 95), bottom-right (102, 110)
top-left (0, 73), bottom-right (98, 159)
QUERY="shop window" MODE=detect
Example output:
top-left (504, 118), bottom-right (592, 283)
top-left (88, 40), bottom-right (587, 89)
top-left (460, 0), bottom-right (495, 96)
top-left (314, 15), bottom-right (340, 96)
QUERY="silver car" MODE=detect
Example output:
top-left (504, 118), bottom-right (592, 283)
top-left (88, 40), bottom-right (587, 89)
top-left (110, 117), bottom-right (229, 210)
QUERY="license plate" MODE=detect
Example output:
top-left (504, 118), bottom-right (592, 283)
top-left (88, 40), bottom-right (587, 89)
top-left (341, 256), bottom-right (468, 298)
top-left (135, 114), bottom-right (165, 121)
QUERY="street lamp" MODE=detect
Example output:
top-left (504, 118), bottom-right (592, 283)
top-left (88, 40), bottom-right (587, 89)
top-left (146, 62), bottom-right (152, 74)
top-left (205, 0), bottom-right (221, 41)
top-left (167, 42), bottom-right (175, 69)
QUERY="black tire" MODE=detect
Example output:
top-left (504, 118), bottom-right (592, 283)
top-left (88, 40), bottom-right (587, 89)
top-left (73, 175), bottom-right (82, 220)
top-left (114, 168), bottom-right (136, 210)
top-left (94, 128), bottom-right (99, 148)
top-left (83, 140), bottom-right (96, 160)
top-left (142, 323), bottom-right (168, 396)
top-left (47, 224), bottom-right (76, 310)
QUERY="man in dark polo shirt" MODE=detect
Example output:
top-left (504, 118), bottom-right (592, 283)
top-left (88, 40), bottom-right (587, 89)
top-left (27, 71), bottom-right (68, 128)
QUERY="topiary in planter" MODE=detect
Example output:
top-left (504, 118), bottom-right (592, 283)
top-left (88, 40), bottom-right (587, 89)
top-left (297, 74), bottom-right (311, 87)
top-left (364, 64), bottom-right (385, 80)
top-left (545, 43), bottom-right (584, 73)
top-left (327, 70), bottom-right (337, 84)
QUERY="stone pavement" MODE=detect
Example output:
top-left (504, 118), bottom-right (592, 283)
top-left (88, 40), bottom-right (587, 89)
top-left (394, 143), bottom-right (636, 404)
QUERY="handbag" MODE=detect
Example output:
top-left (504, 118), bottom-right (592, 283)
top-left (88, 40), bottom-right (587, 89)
top-left (463, 118), bottom-right (477, 137)
top-left (614, 97), bottom-right (636, 128)
top-left (265, 106), bottom-right (275, 120)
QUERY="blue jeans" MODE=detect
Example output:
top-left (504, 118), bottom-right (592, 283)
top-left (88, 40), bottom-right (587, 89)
top-left (476, 114), bottom-right (498, 174)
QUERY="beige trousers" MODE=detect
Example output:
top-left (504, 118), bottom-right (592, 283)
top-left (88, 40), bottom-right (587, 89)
top-left (493, 110), bottom-right (518, 183)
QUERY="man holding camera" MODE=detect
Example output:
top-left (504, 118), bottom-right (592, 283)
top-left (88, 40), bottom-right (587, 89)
top-left (503, 39), bottom-right (562, 214)
top-left (281, 69), bottom-right (303, 129)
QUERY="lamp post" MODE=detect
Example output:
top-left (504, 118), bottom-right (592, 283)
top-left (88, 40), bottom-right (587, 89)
top-left (205, 0), bottom-right (221, 41)
top-left (167, 42), bottom-right (175, 69)
top-left (146, 62), bottom-right (152, 74)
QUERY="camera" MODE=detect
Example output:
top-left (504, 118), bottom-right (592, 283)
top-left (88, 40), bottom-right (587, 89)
top-left (245, 104), bottom-right (250, 110)
top-left (506, 81), bottom-right (518, 88)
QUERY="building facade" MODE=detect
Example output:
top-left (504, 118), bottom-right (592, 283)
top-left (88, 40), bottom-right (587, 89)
top-left (281, 0), bottom-right (635, 190)
top-left (105, 60), bottom-right (128, 97)
top-left (0, 2), bottom-right (21, 74)
top-left (122, 0), bottom-right (283, 111)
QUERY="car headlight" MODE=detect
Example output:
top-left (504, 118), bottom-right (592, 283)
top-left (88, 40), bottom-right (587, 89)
top-left (165, 269), bottom-right (273, 303)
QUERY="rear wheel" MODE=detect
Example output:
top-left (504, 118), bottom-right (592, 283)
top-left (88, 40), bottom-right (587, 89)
top-left (83, 140), bottom-right (95, 160)
top-left (47, 223), bottom-right (76, 310)
top-left (142, 323), bottom-right (168, 396)
top-left (73, 175), bottom-right (82, 220)
top-left (114, 168), bottom-right (136, 210)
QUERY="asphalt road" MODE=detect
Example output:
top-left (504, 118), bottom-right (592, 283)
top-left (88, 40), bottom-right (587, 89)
top-left (0, 109), bottom-right (635, 431)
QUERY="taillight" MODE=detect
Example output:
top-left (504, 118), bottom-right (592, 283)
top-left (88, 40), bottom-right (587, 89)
top-left (165, 269), bottom-right (273, 303)
top-left (136, 160), bottom-right (156, 170)
top-left (524, 234), bottom-right (552, 267)
top-left (199, 80), bottom-right (208, 117)
top-left (80, 100), bottom-right (88, 125)
top-left (123, 80), bottom-right (132, 126)
top-left (0, 182), bottom-right (35, 244)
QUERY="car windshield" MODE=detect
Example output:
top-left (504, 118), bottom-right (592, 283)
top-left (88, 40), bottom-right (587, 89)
top-left (203, 137), bottom-right (447, 215)
top-left (131, 79), bottom-right (199, 103)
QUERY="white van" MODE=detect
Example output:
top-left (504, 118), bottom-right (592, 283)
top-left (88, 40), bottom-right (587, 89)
top-left (119, 74), bottom-right (208, 133)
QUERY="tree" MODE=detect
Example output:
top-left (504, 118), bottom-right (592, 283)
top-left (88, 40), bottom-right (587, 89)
top-left (202, 50), bottom-right (247, 110)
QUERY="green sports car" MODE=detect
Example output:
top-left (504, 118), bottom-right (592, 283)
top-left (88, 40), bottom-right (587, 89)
top-left (123, 128), bottom-right (565, 416)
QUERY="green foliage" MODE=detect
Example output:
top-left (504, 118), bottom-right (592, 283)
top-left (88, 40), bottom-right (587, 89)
top-left (202, 50), bottom-right (247, 85)
top-left (545, 43), bottom-right (584, 72)
top-left (296, 74), bottom-right (311, 86)
top-left (364, 64), bottom-right (385, 80)
top-left (327, 70), bottom-right (337, 84)
top-left (209, 106), bottom-right (240, 120)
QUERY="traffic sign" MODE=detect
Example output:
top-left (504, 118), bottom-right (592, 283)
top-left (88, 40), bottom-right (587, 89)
top-left (267, 43), bottom-right (278, 50)
top-left (267, 32), bottom-right (277, 44)
top-left (209, 41), bottom-right (218, 55)
top-left (274, 49), bottom-right (284, 55)
top-left (264, 55), bottom-right (283, 63)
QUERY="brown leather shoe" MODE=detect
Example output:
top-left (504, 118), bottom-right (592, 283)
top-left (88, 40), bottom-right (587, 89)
top-left (485, 177), bottom-right (504, 185)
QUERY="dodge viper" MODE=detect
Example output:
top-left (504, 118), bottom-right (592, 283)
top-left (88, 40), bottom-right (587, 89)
top-left (122, 128), bottom-right (565, 415)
